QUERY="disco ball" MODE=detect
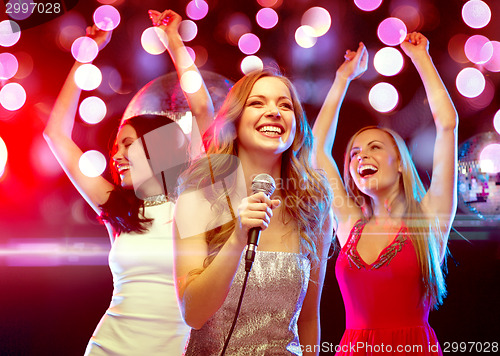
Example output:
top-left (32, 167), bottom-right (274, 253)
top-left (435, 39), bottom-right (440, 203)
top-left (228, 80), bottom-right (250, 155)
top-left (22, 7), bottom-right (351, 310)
top-left (457, 131), bottom-right (500, 219)
top-left (122, 70), bottom-right (233, 122)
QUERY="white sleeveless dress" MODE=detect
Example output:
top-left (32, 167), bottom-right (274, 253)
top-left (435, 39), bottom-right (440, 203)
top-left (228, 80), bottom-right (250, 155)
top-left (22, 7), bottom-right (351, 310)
top-left (85, 201), bottom-right (189, 356)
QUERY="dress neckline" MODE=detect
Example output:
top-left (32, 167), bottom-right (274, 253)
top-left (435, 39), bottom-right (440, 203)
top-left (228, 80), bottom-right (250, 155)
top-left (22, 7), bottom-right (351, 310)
top-left (346, 220), bottom-right (408, 269)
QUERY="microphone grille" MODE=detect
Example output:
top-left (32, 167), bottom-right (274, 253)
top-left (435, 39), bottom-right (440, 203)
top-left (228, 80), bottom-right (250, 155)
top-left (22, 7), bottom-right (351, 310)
top-left (251, 174), bottom-right (276, 197)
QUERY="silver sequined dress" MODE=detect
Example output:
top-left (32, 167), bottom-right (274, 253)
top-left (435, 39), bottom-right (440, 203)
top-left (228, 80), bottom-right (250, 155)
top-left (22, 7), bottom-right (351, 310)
top-left (184, 251), bottom-right (310, 356)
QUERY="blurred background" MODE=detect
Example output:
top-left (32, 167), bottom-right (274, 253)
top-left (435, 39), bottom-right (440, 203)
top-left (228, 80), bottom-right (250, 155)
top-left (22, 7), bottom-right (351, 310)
top-left (1, 0), bottom-right (499, 355)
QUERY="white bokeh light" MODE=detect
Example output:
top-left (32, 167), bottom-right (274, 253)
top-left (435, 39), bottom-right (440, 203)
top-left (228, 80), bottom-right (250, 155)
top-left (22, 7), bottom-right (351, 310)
top-left (0, 136), bottom-right (7, 178)
top-left (0, 82), bottom-right (26, 111)
top-left (456, 67), bottom-right (485, 98)
top-left (141, 27), bottom-right (167, 55)
top-left (493, 110), bottom-right (500, 135)
top-left (79, 150), bottom-right (107, 178)
top-left (180, 71), bottom-right (203, 94)
top-left (295, 26), bottom-right (317, 49)
top-left (79, 96), bottom-right (107, 124)
top-left (368, 82), bottom-right (399, 113)
top-left (462, 0), bottom-right (491, 29)
top-left (0, 20), bottom-right (21, 47)
top-left (301, 7), bottom-right (331, 37)
top-left (179, 20), bottom-right (197, 42)
top-left (241, 55), bottom-right (264, 75)
top-left (74, 64), bottom-right (102, 91)
top-left (479, 144), bottom-right (500, 173)
top-left (373, 47), bottom-right (404, 76)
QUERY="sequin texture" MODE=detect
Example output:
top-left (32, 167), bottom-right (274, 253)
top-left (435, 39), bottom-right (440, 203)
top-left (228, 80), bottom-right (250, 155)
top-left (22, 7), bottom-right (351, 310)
top-left (184, 251), bottom-right (310, 355)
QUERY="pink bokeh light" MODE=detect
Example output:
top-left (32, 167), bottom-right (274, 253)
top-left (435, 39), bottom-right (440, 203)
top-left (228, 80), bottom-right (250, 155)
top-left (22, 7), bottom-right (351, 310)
top-left (93, 5), bottom-right (121, 31)
top-left (484, 41), bottom-right (500, 72)
top-left (186, 0), bottom-right (209, 21)
top-left (0, 52), bottom-right (18, 80)
top-left (238, 33), bottom-right (261, 55)
top-left (354, 0), bottom-right (383, 12)
top-left (71, 36), bottom-right (99, 63)
top-left (464, 35), bottom-right (493, 64)
top-left (256, 8), bottom-right (279, 29)
top-left (377, 17), bottom-right (407, 46)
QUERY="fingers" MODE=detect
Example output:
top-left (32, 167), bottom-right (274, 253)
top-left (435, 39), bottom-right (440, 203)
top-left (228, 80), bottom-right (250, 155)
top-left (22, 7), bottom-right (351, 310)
top-left (237, 192), bottom-right (279, 231)
top-left (148, 9), bottom-right (180, 26)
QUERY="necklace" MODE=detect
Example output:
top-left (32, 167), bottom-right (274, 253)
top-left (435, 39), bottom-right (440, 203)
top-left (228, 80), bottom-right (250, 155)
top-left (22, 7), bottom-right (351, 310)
top-left (143, 194), bottom-right (168, 207)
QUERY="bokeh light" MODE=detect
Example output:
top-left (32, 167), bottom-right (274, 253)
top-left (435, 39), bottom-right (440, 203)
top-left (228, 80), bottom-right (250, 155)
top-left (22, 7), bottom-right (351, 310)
top-left (368, 82), bottom-right (399, 113)
top-left (241, 55), bottom-right (264, 74)
top-left (238, 33), bottom-right (261, 55)
top-left (484, 41), bottom-right (500, 72)
top-left (467, 78), bottom-right (495, 110)
top-left (256, 8), bottom-right (279, 29)
top-left (74, 64), bottom-right (102, 91)
top-left (301, 7), bottom-right (331, 37)
top-left (186, 0), bottom-right (209, 21)
top-left (30, 136), bottom-right (63, 178)
top-left (0, 52), bottom-right (19, 80)
top-left (479, 144), bottom-right (500, 173)
top-left (180, 71), bottom-right (203, 94)
top-left (448, 34), bottom-right (469, 64)
top-left (377, 17), bottom-right (407, 46)
top-left (0, 136), bottom-right (7, 178)
top-left (6, 0), bottom-right (34, 21)
top-left (141, 27), bottom-right (167, 55)
top-left (192, 45), bottom-right (208, 67)
top-left (226, 13), bottom-right (251, 46)
top-left (13, 51), bottom-right (33, 79)
top-left (0, 20), bottom-right (21, 47)
top-left (79, 150), bottom-right (107, 178)
top-left (295, 26), bottom-right (317, 48)
top-left (373, 47), bottom-right (404, 76)
top-left (462, 0), bottom-right (491, 29)
top-left (464, 35), bottom-right (493, 64)
top-left (179, 20), bottom-right (198, 42)
top-left (0, 82), bottom-right (26, 111)
top-left (456, 67), bottom-right (485, 98)
top-left (391, 5), bottom-right (421, 32)
top-left (182, 47), bottom-right (196, 68)
top-left (79, 96), bottom-right (107, 124)
top-left (93, 5), bottom-right (120, 31)
top-left (71, 36), bottom-right (99, 63)
top-left (354, 0), bottom-right (383, 12)
top-left (257, 0), bottom-right (278, 6)
top-left (494, 110), bottom-right (500, 135)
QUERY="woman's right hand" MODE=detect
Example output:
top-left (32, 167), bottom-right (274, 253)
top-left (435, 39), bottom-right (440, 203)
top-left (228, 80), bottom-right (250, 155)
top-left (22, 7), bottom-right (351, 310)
top-left (337, 42), bottom-right (368, 81)
top-left (235, 192), bottom-right (281, 244)
top-left (85, 24), bottom-right (112, 51)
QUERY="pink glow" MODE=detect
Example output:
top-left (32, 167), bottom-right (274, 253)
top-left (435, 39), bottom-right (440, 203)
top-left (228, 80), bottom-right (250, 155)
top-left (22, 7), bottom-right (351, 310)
top-left (484, 41), bottom-right (500, 72)
top-left (186, 0), bottom-right (209, 21)
top-left (256, 8), bottom-right (279, 29)
top-left (0, 52), bottom-right (18, 80)
top-left (377, 17), bottom-right (407, 46)
top-left (71, 36), bottom-right (99, 63)
top-left (93, 5), bottom-right (120, 31)
top-left (354, 0), bottom-right (383, 12)
top-left (238, 33), bottom-right (261, 55)
top-left (464, 35), bottom-right (493, 64)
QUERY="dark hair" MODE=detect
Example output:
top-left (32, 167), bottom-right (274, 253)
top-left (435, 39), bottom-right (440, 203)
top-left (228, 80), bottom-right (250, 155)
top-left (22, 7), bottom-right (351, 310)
top-left (99, 114), bottom-right (188, 235)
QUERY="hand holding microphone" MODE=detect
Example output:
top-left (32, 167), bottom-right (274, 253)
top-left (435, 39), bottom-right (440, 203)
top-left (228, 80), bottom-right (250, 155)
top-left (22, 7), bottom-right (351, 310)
top-left (236, 174), bottom-right (279, 272)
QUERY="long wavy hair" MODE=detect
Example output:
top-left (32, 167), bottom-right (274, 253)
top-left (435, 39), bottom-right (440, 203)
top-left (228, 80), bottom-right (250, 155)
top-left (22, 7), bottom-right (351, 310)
top-left (343, 126), bottom-right (448, 309)
top-left (180, 69), bottom-right (332, 275)
top-left (100, 114), bottom-right (187, 235)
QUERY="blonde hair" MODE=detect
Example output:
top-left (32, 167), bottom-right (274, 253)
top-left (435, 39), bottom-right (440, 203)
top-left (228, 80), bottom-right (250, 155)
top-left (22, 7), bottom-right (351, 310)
top-left (180, 69), bottom-right (332, 275)
top-left (343, 126), bottom-right (447, 309)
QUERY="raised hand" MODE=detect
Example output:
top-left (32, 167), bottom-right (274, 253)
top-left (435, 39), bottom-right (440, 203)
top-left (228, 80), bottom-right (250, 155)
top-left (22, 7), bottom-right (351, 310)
top-left (85, 24), bottom-right (112, 51)
top-left (400, 32), bottom-right (429, 61)
top-left (337, 42), bottom-right (368, 81)
top-left (148, 9), bottom-right (182, 36)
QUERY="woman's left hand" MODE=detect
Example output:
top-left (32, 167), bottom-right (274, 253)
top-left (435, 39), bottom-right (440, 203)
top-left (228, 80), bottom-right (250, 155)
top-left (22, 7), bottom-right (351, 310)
top-left (337, 42), bottom-right (369, 81)
top-left (400, 32), bottom-right (429, 61)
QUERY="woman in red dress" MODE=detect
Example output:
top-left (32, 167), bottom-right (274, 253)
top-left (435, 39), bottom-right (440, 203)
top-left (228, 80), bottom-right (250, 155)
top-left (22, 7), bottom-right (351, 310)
top-left (313, 32), bottom-right (458, 355)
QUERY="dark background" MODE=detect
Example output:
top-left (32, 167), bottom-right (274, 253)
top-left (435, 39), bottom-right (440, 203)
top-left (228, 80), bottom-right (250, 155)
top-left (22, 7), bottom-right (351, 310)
top-left (1, 0), bottom-right (499, 355)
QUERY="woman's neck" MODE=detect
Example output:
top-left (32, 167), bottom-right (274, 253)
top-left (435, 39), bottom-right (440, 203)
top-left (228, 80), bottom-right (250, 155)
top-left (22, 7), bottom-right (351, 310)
top-left (238, 148), bottom-right (282, 195)
top-left (369, 185), bottom-right (405, 221)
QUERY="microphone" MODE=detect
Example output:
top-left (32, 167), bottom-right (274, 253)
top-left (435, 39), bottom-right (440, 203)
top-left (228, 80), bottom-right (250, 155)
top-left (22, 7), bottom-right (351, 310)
top-left (245, 173), bottom-right (276, 272)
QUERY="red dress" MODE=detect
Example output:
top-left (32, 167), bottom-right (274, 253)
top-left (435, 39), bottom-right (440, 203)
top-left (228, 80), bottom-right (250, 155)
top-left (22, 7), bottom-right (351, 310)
top-left (335, 220), bottom-right (442, 355)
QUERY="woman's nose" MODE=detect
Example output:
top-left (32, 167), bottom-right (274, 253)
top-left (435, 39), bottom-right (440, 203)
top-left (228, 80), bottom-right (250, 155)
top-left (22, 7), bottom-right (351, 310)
top-left (266, 105), bottom-right (280, 118)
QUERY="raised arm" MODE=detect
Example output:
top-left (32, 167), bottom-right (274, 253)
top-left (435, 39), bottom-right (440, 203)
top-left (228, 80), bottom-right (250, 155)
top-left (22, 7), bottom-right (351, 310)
top-left (401, 32), bottom-right (458, 243)
top-left (43, 25), bottom-right (114, 214)
top-left (312, 43), bottom-right (368, 243)
top-left (149, 9), bottom-right (214, 135)
top-left (173, 191), bottom-right (280, 329)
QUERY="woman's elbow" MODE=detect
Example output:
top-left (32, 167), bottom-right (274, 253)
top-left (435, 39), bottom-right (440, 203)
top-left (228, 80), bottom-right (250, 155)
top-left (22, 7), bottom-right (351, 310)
top-left (182, 307), bottom-right (208, 330)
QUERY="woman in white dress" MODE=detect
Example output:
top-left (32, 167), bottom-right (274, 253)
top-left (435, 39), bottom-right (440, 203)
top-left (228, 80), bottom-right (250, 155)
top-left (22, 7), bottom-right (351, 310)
top-left (43, 9), bottom-right (214, 355)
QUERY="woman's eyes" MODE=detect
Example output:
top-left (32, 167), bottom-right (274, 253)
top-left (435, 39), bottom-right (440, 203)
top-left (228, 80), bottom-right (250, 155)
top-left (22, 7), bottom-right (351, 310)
top-left (280, 102), bottom-right (293, 110)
